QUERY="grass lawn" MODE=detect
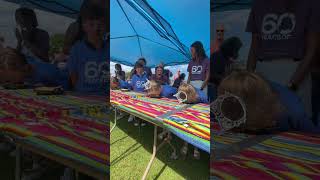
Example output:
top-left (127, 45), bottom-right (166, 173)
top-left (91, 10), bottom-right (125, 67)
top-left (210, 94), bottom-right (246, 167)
top-left (110, 114), bottom-right (210, 180)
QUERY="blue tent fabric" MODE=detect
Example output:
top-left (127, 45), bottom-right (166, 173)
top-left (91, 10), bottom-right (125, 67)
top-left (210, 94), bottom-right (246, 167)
top-left (212, 0), bottom-right (252, 12)
top-left (111, 0), bottom-right (210, 68)
top-left (3, 0), bottom-right (82, 18)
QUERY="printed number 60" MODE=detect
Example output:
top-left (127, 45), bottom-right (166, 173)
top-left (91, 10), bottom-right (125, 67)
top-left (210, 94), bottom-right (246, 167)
top-left (262, 13), bottom-right (295, 35)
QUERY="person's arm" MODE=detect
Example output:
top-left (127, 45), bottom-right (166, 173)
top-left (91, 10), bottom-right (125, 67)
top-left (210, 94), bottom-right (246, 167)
top-left (15, 28), bottom-right (22, 51)
top-left (247, 34), bottom-right (259, 72)
top-left (187, 62), bottom-right (191, 84)
top-left (24, 31), bottom-right (50, 61)
top-left (201, 60), bottom-right (210, 90)
top-left (201, 71), bottom-right (210, 90)
top-left (66, 46), bottom-right (78, 90)
top-left (289, 32), bottom-right (320, 89)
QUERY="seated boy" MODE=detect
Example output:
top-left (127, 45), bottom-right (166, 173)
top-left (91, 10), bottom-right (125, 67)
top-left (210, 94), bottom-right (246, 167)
top-left (0, 47), bottom-right (68, 88)
top-left (146, 80), bottom-right (177, 98)
top-left (67, 4), bottom-right (108, 94)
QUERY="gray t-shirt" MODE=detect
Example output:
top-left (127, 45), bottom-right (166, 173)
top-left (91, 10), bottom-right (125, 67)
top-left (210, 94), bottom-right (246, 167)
top-left (246, 0), bottom-right (320, 60)
top-left (187, 57), bottom-right (210, 81)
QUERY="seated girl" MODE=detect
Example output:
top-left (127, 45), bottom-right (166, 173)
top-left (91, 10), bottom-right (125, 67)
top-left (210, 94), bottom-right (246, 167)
top-left (216, 71), bottom-right (319, 134)
top-left (177, 83), bottom-right (209, 160)
top-left (145, 80), bottom-right (177, 98)
top-left (176, 83), bottom-right (208, 104)
top-left (0, 48), bottom-right (68, 88)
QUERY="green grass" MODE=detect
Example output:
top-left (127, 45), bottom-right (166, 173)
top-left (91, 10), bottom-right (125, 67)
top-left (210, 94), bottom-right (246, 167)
top-left (110, 114), bottom-right (209, 180)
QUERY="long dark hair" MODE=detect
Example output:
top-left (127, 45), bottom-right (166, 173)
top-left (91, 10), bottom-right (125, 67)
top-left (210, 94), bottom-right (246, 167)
top-left (15, 8), bottom-right (38, 28)
top-left (220, 37), bottom-right (243, 59)
top-left (191, 41), bottom-right (207, 60)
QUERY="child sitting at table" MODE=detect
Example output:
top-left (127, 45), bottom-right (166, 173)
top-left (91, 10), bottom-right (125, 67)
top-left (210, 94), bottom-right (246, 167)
top-left (177, 83), bottom-right (208, 160)
top-left (176, 83), bottom-right (209, 104)
top-left (0, 47), bottom-right (68, 88)
top-left (216, 71), bottom-right (320, 134)
top-left (130, 62), bottom-right (148, 92)
top-left (67, 4), bottom-right (108, 93)
top-left (127, 62), bottom-right (148, 126)
top-left (146, 80), bottom-right (177, 98)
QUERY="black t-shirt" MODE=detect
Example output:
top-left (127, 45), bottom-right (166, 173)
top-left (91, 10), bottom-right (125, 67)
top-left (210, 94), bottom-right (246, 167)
top-left (210, 51), bottom-right (228, 85)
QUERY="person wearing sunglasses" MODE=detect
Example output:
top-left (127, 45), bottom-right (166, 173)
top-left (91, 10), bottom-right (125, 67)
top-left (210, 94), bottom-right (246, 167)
top-left (211, 24), bottom-right (225, 54)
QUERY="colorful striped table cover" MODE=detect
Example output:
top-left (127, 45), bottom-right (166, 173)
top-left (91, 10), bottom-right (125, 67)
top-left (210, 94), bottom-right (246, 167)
top-left (110, 90), bottom-right (186, 126)
top-left (0, 89), bottom-right (109, 174)
top-left (111, 90), bottom-right (210, 152)
top-left (0, 89), bottom-right (108, 122)
top-left (211, 132), bottom-right (320, 180)
top-left (163, 103), bottom-right (210, 153)
top-left (212, 121), bottom-right (255, 150)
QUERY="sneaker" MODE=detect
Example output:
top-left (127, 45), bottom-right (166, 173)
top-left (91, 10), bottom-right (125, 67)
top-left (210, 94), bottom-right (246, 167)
top-left (141, 122), bottom-right (146, 127)
top-left (134, 122), bottom-right (139, 126)
top-left (128, 115), bottom-right (134, 122)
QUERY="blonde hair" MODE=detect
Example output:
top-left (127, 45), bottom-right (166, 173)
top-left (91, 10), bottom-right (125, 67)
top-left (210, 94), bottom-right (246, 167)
top-left (178, 83), bottom-right (198, 104)
top-left (147, 80), bottom-right (162, 97)
top-left (218, 71), bottom-right (283, 132)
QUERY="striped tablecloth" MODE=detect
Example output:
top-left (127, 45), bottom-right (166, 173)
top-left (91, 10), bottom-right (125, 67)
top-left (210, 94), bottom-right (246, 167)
top-left (111, 90), bottom-right (210, 152)
top-left (0, 89), bottom-right (109, 175)
top-left (211, 120), bottom-right (320, 179)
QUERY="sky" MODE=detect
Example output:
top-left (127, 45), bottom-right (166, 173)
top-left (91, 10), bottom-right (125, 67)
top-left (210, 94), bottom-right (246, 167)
top-left (110, 0), bottom-right (210, 68)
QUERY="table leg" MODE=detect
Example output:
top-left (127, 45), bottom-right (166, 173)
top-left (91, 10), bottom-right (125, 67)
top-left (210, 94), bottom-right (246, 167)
top-left (75, 170), bottom-right (79, 180)
top-left (141, 125), bottom-right (157, 180)
top-left (15, 145), bottom-right (21, 180)
top-left (110, 108), bottom-right (117, 133)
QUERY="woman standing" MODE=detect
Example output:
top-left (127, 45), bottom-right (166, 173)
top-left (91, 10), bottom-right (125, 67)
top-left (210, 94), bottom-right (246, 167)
top-left (187, 41), bottom-right (210, 94)
top-left (246, 0), bottom-right (320, 118)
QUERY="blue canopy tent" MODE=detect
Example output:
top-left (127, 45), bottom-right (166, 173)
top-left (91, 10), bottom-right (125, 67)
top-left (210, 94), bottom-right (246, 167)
top-left (3, 0), bottom-right (83, 18)
top-left (111, 0), bottom-right (210, 68)
top-left (211, 0), bottom-right (252, 12)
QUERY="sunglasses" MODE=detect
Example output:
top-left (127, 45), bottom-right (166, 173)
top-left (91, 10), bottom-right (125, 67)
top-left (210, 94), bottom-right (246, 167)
top-left (144, 79), bottom-right (151, 90)
top-left (174, 91), bottom-right (188, 103)
top-left (216, 30), bottom-right (224, 33)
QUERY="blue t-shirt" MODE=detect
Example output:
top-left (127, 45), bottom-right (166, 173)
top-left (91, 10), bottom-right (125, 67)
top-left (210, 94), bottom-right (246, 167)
top-left (270, 82), bottom-right (320, 133)
top-left (130, 73), bottom-right (148, 92)
top-left (67, 40), bottom-right (109, 93)
top-left (160, 85), bottom-right (177, 98)
top-left (26, 57), bottom-right (68, 89)
top-left (196, 88), bottom-right (209, 103)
